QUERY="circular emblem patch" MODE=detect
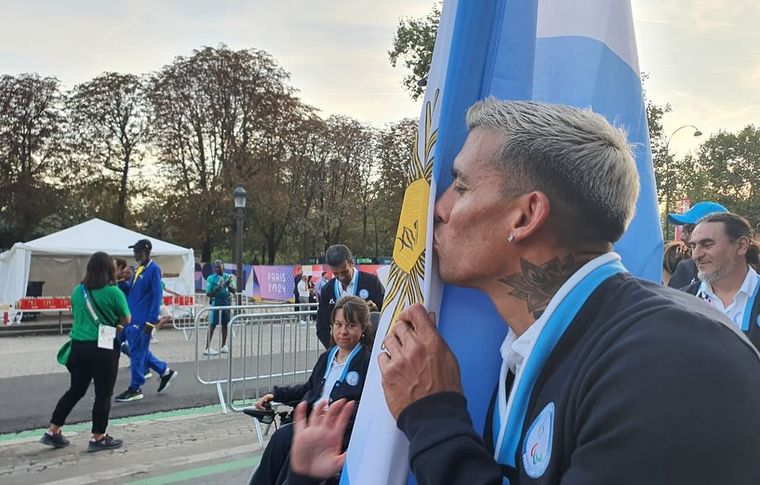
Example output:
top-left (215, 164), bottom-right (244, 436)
top-left (345, 371), bottom-right (360, 386)
top-left (359, 289), bottom-right (369, 299)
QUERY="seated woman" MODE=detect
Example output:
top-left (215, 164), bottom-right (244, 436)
top-left (250, 295), bottom-right (374, 485)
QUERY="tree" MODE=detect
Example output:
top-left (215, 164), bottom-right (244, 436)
top-left (147, 45), bottom-right (294, 260)
top-left (371, 118), bottom-right (418, 256)
top-left (65, 72), bottom-right (150, 225)
top-left (307, 116), bottom-right (373, 253)
top-left (0, 74), bottom-right (65, 246)
top-left (388, 2), bottom-right (440, 100)
top-left (684, 126), bottom-right (760, 226)
top-left (247, 98), bottom-right (325, 264)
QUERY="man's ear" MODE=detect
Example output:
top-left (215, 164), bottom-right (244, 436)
top-left (508, 191), bottom-right (550, 243)
top-left (737, 236), bottom-right (750, 256)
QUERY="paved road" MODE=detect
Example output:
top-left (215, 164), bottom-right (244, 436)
top-left (0, 405), bottom-right (269, 484)
top-left (0, 325), bottom-right (322, 434)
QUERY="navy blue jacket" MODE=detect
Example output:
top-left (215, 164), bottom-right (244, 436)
top-left (683, 279), bottom-right (760, 351)
top-left (398, 274), bottom-right (760, 484)
top-left (272, 345), bottom-right (370, 410)
top-left (316, 271), bottom-right (384, 348)
top-left (667, 258), bottom-right (698, 288)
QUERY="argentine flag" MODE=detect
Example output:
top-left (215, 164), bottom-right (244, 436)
top-left (342, 1), bottom-right (661, 484)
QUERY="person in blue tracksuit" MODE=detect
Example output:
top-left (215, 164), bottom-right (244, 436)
top-left (115, 239), bottom-right (177, 402)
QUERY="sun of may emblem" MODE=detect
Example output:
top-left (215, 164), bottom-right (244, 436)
top-left (383, 89), bottom-right (439, 333)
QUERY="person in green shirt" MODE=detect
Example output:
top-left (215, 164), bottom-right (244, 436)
top-left (41, 252), bottom-right (131, 452)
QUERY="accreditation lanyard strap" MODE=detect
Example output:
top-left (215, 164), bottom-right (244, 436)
top-left (81, 284), bottom-right (100, 323)
top-left (741, 276), bottom-right (760, 331)
top-left (323, 344), bottom-right (362, 383)
top-left (493, 257), bottom-right (627, 473)
top-left (698, 274), bottom-right (760, 332)
top-left (334, 269), bottom-right (359, 300)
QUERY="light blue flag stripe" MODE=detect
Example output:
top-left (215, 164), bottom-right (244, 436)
top-left (344, 0), bottom-right (661, 483)
top-left (429, 0), bottom-right (661, 481)
top-left (433, 0), bottom-right (541, 449)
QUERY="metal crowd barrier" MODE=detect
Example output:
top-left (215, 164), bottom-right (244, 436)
top-left (193, 303), bottom-right (322, 414)
top-left (172, 293), bottom-right (249, 340)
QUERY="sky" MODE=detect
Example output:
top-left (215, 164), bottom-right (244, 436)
top-left (0, 0), bottom-right (757, 155)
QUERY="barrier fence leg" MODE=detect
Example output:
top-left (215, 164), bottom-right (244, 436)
top-left (254, 418), bottom-right (265, 448)
top-left (217, 382), bottom-right (228, 414)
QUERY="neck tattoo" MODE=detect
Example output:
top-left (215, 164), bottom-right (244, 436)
top-left (498, 255), bottom-right (585, 319)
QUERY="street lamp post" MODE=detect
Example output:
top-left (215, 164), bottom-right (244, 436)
top-left (233, 185), bottom-right (247, 302)
top-left (663, 125), bottom-right (702, 238)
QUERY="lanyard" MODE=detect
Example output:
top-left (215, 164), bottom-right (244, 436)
top-left (334, 269), bottom-right (359, 300)
top-left (493, 258), bottom-right (626, 474)
top-left (741, 276), bottom-right (760, 331)
top-left (323, 344), bottom-right (362, 383)
top-left (81, 284), bottom-right (100, 323)
top-left (699, 274), bottom-right (760, 332)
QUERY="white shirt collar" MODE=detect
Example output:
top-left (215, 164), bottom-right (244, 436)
top-left (500, 252), bottom-right (622, 375)
top-left (698, 266), bottom-right (758, 306)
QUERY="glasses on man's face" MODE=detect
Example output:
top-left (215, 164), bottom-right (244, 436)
top-left (332, 321), bottom-right (360, 331)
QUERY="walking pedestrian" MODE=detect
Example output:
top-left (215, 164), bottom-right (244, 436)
top-left (41, 252), bottom-right (129, 451)
top-left (115, 239), bottom-right (178, 402)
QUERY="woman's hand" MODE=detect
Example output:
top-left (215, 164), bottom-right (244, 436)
top-left (255, 393), bottom-right (274, 410)
top-left (290, 399), bottom-right (356, 479)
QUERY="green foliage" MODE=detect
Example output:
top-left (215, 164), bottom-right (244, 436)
top-left (684, 126), bottom-right (760, 227)
top-left (388, 3), bottom-right (440, 100)
top-left (0, 74), bottom-right (66, 245)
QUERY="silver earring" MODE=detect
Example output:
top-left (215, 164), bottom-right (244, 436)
top-left (507, 233), bottom-right (515, 243)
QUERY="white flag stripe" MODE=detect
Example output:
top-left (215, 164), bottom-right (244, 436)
top-left (537, 0), bottom-right (639, 72)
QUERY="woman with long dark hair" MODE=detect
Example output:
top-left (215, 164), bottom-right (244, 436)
top-left (41, 251), bottom-right (130, 451)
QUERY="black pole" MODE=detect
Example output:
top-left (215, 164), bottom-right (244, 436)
top-left (236, 208), bottom-right (244, 298)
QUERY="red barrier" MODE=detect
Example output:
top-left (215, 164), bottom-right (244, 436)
top-left (164, 295), bottom-right (194, 306)
top-left (17, 297), bottom-right (72, 311)
top-left (16, 295), bottom-right (195, 312)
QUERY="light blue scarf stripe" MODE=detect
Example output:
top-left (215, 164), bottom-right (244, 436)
top-left (323, 343), bottom-right (363, 382)
top-left (495, 260), bottom-right (627, 470)
top-left (741, 276), bottom-right (760, 332)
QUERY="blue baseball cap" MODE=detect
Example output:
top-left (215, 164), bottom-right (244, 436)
top-left (667, 201), bottom-right (728, 225)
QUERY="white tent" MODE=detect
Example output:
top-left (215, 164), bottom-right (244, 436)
top-left (0, 218), bottom-right (195, 306)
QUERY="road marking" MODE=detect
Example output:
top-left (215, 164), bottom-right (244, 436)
top-left (43, 442), bottom-right (264, 485)
top-left (0, 404), bottom-right (222, 444)
top-left (126, 455), bottom-right (262, 484)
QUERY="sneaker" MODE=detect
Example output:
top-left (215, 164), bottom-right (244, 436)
top-left (87, 434), bottom-right (123, 452)
top-left (203, 347), bottom-right (218, 356)
top-left (115, 388), bottom-right (143, 402)
top-left (158, 369), bottom-right (178, 393)
top-left (144, 371), bottom-right (153, 379)
top-left (40, 431), bottom-right (70, 448)
top-left (220, 345), bottom-right (229, 353)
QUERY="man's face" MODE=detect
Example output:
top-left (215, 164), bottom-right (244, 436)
top-left (690, 221), bottom-right (745, 283)
top-left (330, 261), bottom-right (354, 287)
top-left (433, 128), bottom-right (515, 287)
top-left (134, 249), bottom-right (148, 265)
top-left (215, 264), bottom-right (224, 275)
